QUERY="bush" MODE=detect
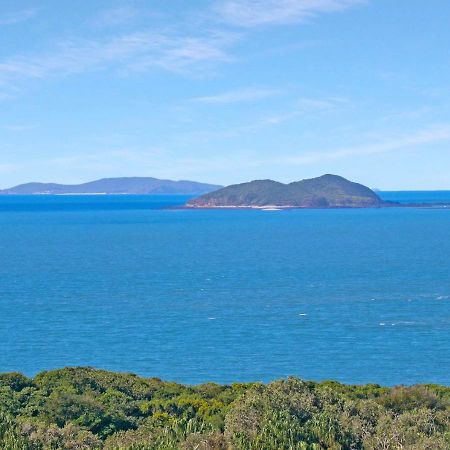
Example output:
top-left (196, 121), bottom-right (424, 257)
top-left (1, 368), bottom-right (449, 449)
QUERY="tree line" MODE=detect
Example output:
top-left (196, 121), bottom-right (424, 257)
top-left (1, 367), bottom-right (449, 449)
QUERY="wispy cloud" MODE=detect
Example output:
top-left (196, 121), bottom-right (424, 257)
top-left (0, 0), bottom-right (366, 98)
top-left (3, 124), bottom-right (35, 132)
top-left (0, 8), bottom-right (38, 26)
top-left (0, 30), bottom-right (237, 94)
top-left (127, 31), bottom-right (237, 74)
top-left (45, 148), bottom-right (169, 177)
top-left (214, 0), bottom-right (366, 27)
top-left (0, 163), bottom-right (18, 174)
top-left (264, 96), bottom-right (350, 124)
top-left (192, 87), bottom-right (282, 104)
top-left (171, 123), bottom-right (450, 180)
top-left (93, 5), bottom-right (140, 27)
top-left (40, 147), bottom-right (225, 184)
top-left (296, 96), bottom-right (349, 110)
top-left (283, 124), bottom-right (450, 164)
top-left (171, 95), bottom-right (351, 144)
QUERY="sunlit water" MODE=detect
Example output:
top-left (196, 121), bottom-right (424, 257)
top-left (0, 193), bottom-right (449, 385)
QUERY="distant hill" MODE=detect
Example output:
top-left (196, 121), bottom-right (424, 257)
top-left (0, 177), bottom-right (222, 195)
top-left (187, 174), bottom-right (387, 208)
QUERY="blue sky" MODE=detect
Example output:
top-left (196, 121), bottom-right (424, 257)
top-left (1, 0), bottom-right (450, 189)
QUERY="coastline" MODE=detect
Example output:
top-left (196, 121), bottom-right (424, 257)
top-left (182, 202), bottom-right (450, 210)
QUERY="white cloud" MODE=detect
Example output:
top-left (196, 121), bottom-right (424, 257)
top-left (48, 148), bottom-right (167, 171)
top-left (296, 96), bottom-right (348, 110)
top-left (0, 0), bottom-right (367, 97)
top-left (0, 30), bottom-right (237, 93)
top-left (0, 163), bottom-right (18, 174)
top-left (0, 8), bottom-right (37, 26)
top-left (128, 32), bottom-right (237, 74)
top-left (192, 87), bottom-right (282, 104)
top-left (263, 96), bottom-right (350, 124)
top-left (214, 0), bottom-right (366, 27)
top-left (283, 124), bottom-right (450, 164)
top-left (33, 148), bottom-right (223, 185)
top-left (3, 124), bottom-right (35, 132)
top-left (93, 5), bottom-right (140, 27)
top-left (166, 124), bottom-right (450, 183)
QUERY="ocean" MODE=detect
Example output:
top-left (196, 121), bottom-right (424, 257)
top-left (0, 192), bottom-right (449, 385)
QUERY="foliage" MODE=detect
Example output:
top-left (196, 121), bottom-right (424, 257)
top-left (188, 174), bottom-right (384, 208)
top-left (0, 368), bottom-right (449, 449)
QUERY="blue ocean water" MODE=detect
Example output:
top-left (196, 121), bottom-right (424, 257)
top-left (0, 193), bottom-right (449, 386)
top-left (380, 190), bottom-right (450, 204)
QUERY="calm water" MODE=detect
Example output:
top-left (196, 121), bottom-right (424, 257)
top-left (381, 190), bottom-right (450, 204)
top-left (0, 193), bottom-right (449, 386)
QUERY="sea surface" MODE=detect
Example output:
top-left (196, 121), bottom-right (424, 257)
top-left (0, 192), bottom-right (449, 386)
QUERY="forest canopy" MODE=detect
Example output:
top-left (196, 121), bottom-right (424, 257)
top-left (1, 367), bottom-right (449, 449)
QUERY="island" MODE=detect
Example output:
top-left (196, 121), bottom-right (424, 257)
top-left (0, 177), bottom-right (222, 196)
top-left (186, 174), bottom-right (389, 209)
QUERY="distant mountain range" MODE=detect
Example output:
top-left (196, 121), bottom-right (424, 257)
top-left (187, 174), bottom-right (388, 208)
top-left (0, 177), bottom-right (222, 195)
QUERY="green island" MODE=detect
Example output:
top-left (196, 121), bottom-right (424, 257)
top-left (186, 174), bottom-right (389, 209)
top-left (1, 367), bottom-right (449, 449)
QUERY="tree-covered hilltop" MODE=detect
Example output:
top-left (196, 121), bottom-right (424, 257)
top-left (187, 174), bottom-right (387, 208)
top-left (1, 368), bottom-right (450, 449)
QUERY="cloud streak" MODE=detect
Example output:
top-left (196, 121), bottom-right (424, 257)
top-left (93, 5), bottom-right (140, 27)
top-left (283, 124), bottom-right (450, 165)
top-left (3, 124), bottom-right (35, 132)
top-left (192, 87), bottom-right (282, 104)
top-left (263, 96), bottom-right (350, 124)
top-left (0, 30), bottom-right (237, 95)
top-left (0, 1), bottom-right (368, 98)
top-left (0, 8), bottom-right (37, 26)
top-left (214, 0), bottom-right (366, 27)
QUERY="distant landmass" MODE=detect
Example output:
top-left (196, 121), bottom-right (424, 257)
top-left (187, 174), bottom-right (389, 208)
top-left (0, 177), bottom-right (222, 195)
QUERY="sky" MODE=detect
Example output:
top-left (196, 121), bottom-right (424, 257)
top-left (1, 0), bottom-right (450, 190)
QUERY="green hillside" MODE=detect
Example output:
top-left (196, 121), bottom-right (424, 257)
top-left (187, 174), bottom-right (385, 208)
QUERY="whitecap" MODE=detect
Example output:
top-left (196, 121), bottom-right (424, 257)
top-left (390, 321), bottom-right (416, 326)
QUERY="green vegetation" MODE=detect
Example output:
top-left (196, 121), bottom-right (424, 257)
top-left (187, 174), bottom-right (386, 208)
top-left (1, 368), bottom-right (449, 449)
